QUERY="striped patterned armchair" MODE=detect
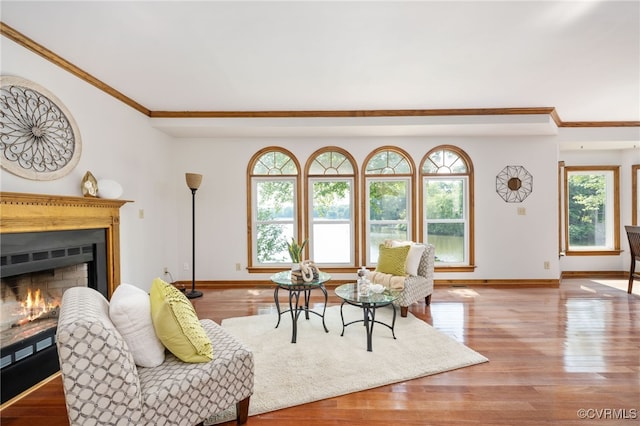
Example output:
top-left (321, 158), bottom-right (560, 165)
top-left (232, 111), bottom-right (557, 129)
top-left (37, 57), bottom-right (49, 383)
top-left (395, 243), bottom-right (435, 317)
top-left (56, 287), bottom-right (254, 425)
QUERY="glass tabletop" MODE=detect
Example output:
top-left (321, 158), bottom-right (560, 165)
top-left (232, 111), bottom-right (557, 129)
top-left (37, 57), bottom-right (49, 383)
top-left (335, 283), bottom-right (400, 305)
top-left (270, 270), bottom-right (331, 287)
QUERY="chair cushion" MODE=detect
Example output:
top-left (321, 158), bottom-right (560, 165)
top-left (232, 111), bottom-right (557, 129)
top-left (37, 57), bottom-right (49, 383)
top-left (149, 278), bottom-right (213, 363)
top-left (138, 319), bottom-right (254, 425)
top-left (376, 244), bottom-right (410, 276)
top-left (109, 283), bottom-right (165, 367)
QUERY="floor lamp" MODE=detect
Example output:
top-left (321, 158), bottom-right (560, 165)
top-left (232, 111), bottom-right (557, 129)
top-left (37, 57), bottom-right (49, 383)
top-left (185, 173), bottom-right (203, 299)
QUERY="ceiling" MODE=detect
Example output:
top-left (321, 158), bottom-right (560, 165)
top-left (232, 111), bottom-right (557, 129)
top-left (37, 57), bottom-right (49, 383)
top-left (1, 1), bottom-right (639, 128)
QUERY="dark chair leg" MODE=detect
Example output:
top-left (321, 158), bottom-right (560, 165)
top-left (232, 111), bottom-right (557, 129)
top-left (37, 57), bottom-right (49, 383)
top-left (425, 294), bottom-right (432, 306)
top-left (400, 306), bottom-right (408, 317)
top-left (236, 396), bottom-right (250, 425)
top-left (629, 260), bottom-right (636, 294)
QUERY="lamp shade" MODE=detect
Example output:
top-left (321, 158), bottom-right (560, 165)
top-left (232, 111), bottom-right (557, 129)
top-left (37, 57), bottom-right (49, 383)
top-left (185, 173), bottom-right (203, 190)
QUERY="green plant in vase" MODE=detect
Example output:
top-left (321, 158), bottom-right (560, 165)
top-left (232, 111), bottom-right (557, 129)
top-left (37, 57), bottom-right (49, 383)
top-left (287, 237), bottom-right (307, 269)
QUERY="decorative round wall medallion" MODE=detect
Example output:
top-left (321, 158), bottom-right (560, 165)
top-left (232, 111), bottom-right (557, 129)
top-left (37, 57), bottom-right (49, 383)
top-left (496, 165), bottom-right (533, 202)
top-left (0, 76), bottom-right (82, 180)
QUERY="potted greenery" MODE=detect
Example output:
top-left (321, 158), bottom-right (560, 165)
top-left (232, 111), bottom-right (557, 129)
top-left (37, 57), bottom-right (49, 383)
top-left (287, 237), bottom-right (307, 270)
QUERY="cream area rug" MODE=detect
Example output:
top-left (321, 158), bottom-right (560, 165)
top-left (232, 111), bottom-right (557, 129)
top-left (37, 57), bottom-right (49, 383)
top-left (206, 305), bottom-right (488, 424)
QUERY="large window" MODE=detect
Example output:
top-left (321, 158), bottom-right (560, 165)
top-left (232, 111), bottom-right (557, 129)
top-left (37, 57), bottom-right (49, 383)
top-left (363, 147), bottom-right (414, 265)
top-left (564, 166), bottom-right (620, 255)
top-left (306, 148), bottom-right (357, 267)
top-left (248, 148), bottom-right (301, 269)
top-left (420, 146), bottom-right (474, 270)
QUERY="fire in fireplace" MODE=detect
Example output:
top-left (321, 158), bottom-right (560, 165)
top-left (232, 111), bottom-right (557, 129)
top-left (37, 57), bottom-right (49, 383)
top-left (1, 263), bottom-right (87, 346)
top-left (0, 229), bottom-right (108, 403)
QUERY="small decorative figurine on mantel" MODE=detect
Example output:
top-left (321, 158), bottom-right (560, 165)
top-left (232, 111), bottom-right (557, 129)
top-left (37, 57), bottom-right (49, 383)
top-left (81, 171), bottom-right (98, 197)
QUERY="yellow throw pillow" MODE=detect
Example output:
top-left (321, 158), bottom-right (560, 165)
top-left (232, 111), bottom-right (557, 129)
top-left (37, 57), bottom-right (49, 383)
top-left (149, 278), bottom-right (213, 363)
top-left (375, 244), bottom-right (410, 276)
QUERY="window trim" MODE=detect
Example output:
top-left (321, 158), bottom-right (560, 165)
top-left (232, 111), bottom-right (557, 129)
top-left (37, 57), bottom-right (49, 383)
top-left (362, 146), bottom-right (416, 267)
top-left (307, 176), bottom-right (356, 267)
top-left (304, 147), bottom-right (359, 270)
top-left (422, 175), bottom-right (470, 266)
top-left (419, 145), bottom-right (475, 272)
top-left (246, 147), bottom-right (302, 272)
top-left (563, 165), bottom-right (621, 256)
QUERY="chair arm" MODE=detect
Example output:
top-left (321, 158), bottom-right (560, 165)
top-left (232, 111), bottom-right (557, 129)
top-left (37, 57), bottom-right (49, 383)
top-left (417, 244), bottom-right (436, 280)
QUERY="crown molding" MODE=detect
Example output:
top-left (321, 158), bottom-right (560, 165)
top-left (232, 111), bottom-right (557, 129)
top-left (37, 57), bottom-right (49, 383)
top-left (1, 22), bottom-right (150, 116)
top-left (2, 22), bottom-right (638, 128)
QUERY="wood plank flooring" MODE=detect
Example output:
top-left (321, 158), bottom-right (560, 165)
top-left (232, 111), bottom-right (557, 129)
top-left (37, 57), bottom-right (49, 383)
top-left (1, 279), bottom-right (638, 425)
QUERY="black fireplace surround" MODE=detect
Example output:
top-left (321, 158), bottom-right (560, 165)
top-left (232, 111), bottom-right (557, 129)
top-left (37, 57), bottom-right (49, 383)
top-left (0, 229), bottom-right (108, 403)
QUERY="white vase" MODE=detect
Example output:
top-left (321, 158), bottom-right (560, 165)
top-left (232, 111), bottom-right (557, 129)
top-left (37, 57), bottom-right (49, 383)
top-left (97, 179), bottom-right (123, 199)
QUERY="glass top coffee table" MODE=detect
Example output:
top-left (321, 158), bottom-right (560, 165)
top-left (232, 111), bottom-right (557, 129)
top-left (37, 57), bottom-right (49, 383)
top-left (270, 270), bottom-right (331, 343)
top-left (334, 283), bottom-right (401, 352)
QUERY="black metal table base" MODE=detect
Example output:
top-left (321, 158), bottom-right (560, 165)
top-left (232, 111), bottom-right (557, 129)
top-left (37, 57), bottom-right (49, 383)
top-left (339, 300), bottom-right (397, 351)
top-left (274, 284), bottom-right (329, 343)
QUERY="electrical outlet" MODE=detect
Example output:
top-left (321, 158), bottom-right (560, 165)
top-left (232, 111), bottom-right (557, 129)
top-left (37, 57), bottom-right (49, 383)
top-left (163, 267), bottom-right (169, 274)
top-left (183, 262), bottom-right (189, 271)
top-left (544, 261), bottom-right (550, 270)
top-left (517, 207), bottom-right (526, 215)
top-left (235, 263), bottom-right (241, 271)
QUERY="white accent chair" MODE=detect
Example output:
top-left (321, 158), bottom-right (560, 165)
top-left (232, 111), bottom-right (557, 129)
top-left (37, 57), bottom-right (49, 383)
top-left (56, 286), bottom-right (254, 425)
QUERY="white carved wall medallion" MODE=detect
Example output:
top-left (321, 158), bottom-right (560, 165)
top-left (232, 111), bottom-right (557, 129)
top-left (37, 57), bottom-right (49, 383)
top-left (0, 76), bottom-right (82, 180)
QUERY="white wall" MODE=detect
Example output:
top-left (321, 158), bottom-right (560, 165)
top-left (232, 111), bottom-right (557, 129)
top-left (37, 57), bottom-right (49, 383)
top-left (2, 38), bottom-right (638, 287)
top-left (1, 38), bottom-right (177, 291)
top-left (172, 134), bottom-right (560, 283)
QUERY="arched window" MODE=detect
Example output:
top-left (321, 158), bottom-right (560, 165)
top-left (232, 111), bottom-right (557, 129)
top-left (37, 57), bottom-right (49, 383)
top-left (305, 148), bottom-right (357, 267)
top-left (363, 147), bottom-right (415, 265)
top-left (247, 148), bottom-right (301, 269)
top-left (420, 145), bottom-right (475, 270)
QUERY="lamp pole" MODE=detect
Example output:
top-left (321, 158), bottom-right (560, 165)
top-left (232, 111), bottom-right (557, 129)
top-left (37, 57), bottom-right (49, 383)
top-left (185, 173), bottom-right (203, 299)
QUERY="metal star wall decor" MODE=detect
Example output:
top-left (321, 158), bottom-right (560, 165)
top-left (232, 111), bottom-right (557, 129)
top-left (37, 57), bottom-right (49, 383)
top-left (496, 165), bottom-right (533, 203)
top-left (0, 76), bottom-right (82, 180)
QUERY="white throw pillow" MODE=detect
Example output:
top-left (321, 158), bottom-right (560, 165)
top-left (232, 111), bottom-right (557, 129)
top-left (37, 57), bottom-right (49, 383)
top-left (390, 240), bottom-right (426, 276)
top-left (109, 283), bottom-right (165, 367)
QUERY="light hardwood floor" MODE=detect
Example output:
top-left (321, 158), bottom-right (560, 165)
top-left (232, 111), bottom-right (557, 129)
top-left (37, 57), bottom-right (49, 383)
top-left (1, 279), bottom-right (638, 425)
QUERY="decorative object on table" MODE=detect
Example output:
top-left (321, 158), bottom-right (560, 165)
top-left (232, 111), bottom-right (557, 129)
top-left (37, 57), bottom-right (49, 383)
top-left (97, 179), bottom-right (123, 199)
top-left (358, 278), bottom-right (371, 297)
top-left (356, 266), bottom-right (370, 296)
top-left (292, 260), bottom-right (320, 283)
top-left (81, 171), bottom-right (98, 197)
top-left (0, 76), bottom-right (82, 180)
top-left (185, 172), bottom-right (203, 299)
top-left (496, 165), bottom-right (533, 202)
top-left (286, 237), bottom-right (307, 271)
top-left (369, 283), bottom-right (385, 294)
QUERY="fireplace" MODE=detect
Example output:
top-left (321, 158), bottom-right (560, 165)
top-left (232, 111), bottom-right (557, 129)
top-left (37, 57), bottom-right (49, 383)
top-left (0, 228), bottom-right (109, 402)
top-left (0, 192), bottom-right (129, 404)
